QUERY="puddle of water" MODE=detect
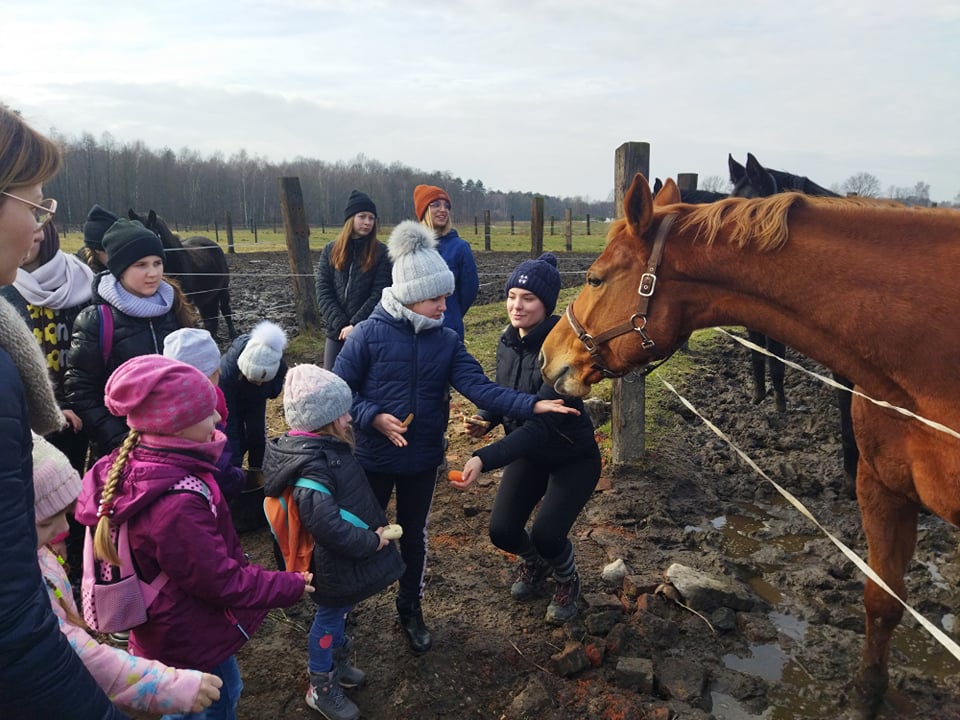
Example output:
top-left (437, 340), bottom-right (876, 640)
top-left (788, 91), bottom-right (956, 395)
top-left (711, 691), bottom-right (770, 720)
top-left (722, 642), bottom-right (787, 682)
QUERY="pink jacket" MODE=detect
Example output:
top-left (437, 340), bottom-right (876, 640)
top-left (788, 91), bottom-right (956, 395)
top-left (38, 546), bottom-right (201, 713)
top-left (75, 431), bottom-right (306, 671)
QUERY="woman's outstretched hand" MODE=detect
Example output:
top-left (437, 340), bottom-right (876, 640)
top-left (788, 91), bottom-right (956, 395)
top-left (533, 398), bottom-right (580, 415)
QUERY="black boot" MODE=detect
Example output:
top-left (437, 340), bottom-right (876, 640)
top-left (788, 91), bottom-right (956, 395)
top-left (397, 601), bottom-right (432, 654)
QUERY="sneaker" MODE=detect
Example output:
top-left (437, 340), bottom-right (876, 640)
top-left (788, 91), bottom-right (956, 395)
top-left (510, 558), bottom-right (549, 601)
top-left (305, 668), bottom-right (359, 720)
top-left (545, 572), bottom-right (581, 625)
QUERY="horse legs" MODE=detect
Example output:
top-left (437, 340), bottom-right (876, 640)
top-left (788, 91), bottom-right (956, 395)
top-left (855, 462), bottom-right (918, 719)
top-left (747, 329), bottom-right (768, 404)
top-left (834, 373), bottom-right (859, 499)
top-left (220, 288), bottom-right (237, 340)
top-left (765, 338), bottom-right (786, 413)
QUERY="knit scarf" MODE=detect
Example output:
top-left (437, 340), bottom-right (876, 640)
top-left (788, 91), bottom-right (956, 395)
top-left (0, 296), bottom-right (64, 435)
top-left (13, 251), bottom-right (94, 309)
top-left (380, 287), bottom-right (444, 335)
top-left (97, 273), bottom-right (174, 318)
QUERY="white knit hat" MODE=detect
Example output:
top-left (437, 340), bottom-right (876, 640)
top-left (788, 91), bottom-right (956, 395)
top-left (387, 221), bottom-right (455, 305)
top-left (237, 321), bottom-right (287, 382)
top-left (283, 364), bottom-right (353, 431)
top-left (163, 328), bottom-right (222, 378)
top-left (32, 433), bottom-right (82, 522)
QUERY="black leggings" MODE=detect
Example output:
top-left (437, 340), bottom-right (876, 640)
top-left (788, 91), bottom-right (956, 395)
top-left (365, 468), bottom-right (437, 609)
top-left (488, 451), bottom-right (600, 562)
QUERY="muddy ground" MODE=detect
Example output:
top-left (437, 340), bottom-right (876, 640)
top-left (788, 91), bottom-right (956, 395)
top-left (182, 251), bottom-right (960, 719)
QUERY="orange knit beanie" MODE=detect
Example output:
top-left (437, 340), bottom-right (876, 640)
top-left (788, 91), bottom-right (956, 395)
top-left (413, 185), bottom-right (451, 221)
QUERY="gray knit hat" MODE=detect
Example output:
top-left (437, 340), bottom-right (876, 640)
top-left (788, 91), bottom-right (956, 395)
top-left (283, 364), bottom-right (353, 431)
top-left (163, 328), bottom-right (222, 378)
top-left (387, 221), bottom-right (455, 305)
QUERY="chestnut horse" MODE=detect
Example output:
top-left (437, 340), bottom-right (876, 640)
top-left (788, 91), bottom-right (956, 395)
top-left (540, 174), bottom-right (960, 718)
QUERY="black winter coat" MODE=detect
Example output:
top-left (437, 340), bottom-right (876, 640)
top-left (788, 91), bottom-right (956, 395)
top-left (263, 433), bottom-right (404, 607)
top-left (63, 274), bottom-right (182, 455)
top-left (474, 315), bottom-right (599, 470)
top-left (314, 239), bottom-right (392, 340)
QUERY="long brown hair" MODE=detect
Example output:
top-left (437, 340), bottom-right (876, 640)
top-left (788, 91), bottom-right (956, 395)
top-left (330, 218), bottom-right (380, 273)
top-left (0, 106), bottom-right (61, 195)
top-left (166, 276), bottom-right (202, 328)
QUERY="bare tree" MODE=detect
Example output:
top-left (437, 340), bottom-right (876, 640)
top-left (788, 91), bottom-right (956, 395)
top-left (841, 172), bottom-right (881, 197)
top-left (700, 175), bottom-right (729, 193)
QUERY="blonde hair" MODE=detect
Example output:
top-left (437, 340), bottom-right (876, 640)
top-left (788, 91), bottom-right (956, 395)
top-left (93, 429), bottom-right (141, 565)
top-left (330, 218), bottom-right (380, 272)
top-left (421, 211), bottom-right (450, 237)
top-left (0, 106), bottom-right (61, 194)
top-left (314, 418), bottom-right (355, 448)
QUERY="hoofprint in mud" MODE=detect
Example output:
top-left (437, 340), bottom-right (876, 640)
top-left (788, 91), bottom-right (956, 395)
top-left (198, 251), bottom-right (960, 720)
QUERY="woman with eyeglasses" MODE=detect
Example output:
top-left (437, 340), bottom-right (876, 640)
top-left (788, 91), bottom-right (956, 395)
top-left (0, 105), bottom-right (127, 718)
top-left (413, 184), bottom-right (478, 341)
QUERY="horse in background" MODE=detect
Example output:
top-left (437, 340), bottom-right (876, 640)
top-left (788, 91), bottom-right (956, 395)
top-left (128, 209), bottom-right (237, 342)
top-left (541, 174), bottom-right (960, 718)
top-left (728, 153), bottom-right (858, 495)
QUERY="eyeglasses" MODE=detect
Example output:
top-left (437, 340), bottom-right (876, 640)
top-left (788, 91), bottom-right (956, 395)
top-left (428, 200), bottom-right (451, 210)
top-left (1, 192), bottom-right (58, 227)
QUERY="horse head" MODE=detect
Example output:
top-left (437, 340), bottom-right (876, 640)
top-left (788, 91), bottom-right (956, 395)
top-left (541, 174), bottom-right (688, 396)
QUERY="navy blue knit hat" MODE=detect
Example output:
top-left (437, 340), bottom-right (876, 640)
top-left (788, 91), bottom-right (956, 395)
top-left (83, 204), bottom-right (118, 251)
top-left (343, 190), bottom-right (377, 222)
top-left (504, 253), bottom-right (561, 316)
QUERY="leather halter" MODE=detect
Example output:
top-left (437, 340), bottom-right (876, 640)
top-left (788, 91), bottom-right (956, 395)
top-left (564, 213), bottom-right (677, 379)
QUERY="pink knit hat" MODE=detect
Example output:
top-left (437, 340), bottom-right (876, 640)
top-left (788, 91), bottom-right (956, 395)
top-left (32, 433), bottom-right (82, 522)
top-left (105, 355), bottom-right (217, 434)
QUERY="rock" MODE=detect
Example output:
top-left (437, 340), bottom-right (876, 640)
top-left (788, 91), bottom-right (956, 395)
top-left (656, 656), bottom-right (707, 705)
top-left (602, 558), bottom-right (630, 584)
top-left (710, 607), bottom-right (738, 632)
top-left (614, 656), bottom-right (654, 693)
top-left (585, 609), bottom-right (623, 636)
top-left (582, 592), bottom-right (623, 611)
top-left (507, 677), bottom-right (553, 717)
top-left (663, 563), bottom-right (756, 612)
top-left (548, 640), bottom-right (591, 677)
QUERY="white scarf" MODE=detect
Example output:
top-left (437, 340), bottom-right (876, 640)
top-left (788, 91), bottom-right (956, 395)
top-left (14, 251), bottom-right (94, 310)
top-left (380, 287), bottom-right (445, 335)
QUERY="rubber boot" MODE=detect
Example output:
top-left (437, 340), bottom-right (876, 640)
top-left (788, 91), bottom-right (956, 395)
top-left (305, 667), bottom-right (359, 720)
top-left (397, 600), bottom-right (432, 654)
top-left (332, 636), bottom-right (366, 688)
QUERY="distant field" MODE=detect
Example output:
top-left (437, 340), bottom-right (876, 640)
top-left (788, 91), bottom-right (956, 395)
top-left (58, 219), bottom-right (611, 255)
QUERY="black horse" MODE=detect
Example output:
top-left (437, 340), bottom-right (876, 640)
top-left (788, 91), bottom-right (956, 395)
top-left (128, 209), bottom-right (237, 342)
top-left (652, 178), bottom-right (727, 204)
top-left (728, 153), bottom-right (858, 495)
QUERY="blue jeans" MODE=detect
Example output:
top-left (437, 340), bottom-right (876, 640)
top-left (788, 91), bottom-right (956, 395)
top-left (308, 604), bottom-right (352, 674)
top-left (161, 655), bottom-right (242, 720)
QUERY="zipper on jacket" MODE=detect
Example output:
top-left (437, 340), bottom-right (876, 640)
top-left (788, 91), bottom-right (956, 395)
top-left (225, 608), bottom-right (250, 640)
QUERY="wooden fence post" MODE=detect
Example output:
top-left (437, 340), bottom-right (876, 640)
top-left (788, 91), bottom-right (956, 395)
top-left (611, 141), bottom-right (651, 463)
top-left (586, 213), bottom-right (591, 236)
top-left (484, 210), bottom-right (491, 251)
top-left (564, 208), bottom-right (572, 251)
top-left (279, 177), bottom-right (321, 332)
top-left (677, 173), bottom-right (698, 191)
top-left (510, 215), bottom-right (515, 235)
top-left (550, 216), bottom-right (555, 236)
top-left (531, 197), bottom-right (544, 257)
top-left (225, 212), bottom-right (235, 254)
top-left (474, 216), bottom-right (478, 235)
top-left (214, 220), bottom-right (220, 243)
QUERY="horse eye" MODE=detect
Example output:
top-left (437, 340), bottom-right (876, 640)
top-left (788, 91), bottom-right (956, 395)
top-left (586, 276), bottom-right (602, 288)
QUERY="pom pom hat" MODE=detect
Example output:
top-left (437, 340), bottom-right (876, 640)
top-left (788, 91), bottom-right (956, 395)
top-left (102, 218), bottom-right (165, 278)
top-left (413, 184), bottom-right (451, 221)
top-left (163, 328), bottom-right (222, 378)
top-left (32, 433), bottom-right (82, 522)
top-left (237, 320), bottom-right (288, 382)
top-left (82, 203), bottom-right (119, 251)
top-left (343, 190), bottom-right (377, 222)
top-left (105, 355), bottom-right (217, 435)
top-left (504, 252), bottom-right (562, 316)
top-left (283, 364), bottom-right (353, 431)
top-left (387, 221), bottom-right (455, 305)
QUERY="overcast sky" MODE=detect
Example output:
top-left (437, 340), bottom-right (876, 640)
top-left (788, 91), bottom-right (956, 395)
top-left (4, 1), bottom-right (958, 202)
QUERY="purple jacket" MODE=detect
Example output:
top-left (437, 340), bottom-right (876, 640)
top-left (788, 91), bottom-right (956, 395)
top-left (75, 432), bottom-right (305, 671)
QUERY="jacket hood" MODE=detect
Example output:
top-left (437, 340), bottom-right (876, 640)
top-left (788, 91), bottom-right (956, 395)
top-left (263, 433), bottom-right (349, 496)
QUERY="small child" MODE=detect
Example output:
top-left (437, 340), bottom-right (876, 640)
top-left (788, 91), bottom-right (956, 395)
top-left (163, 327), bottom-right (245, 499)
top-left (74, 354), bottom-right (313, 720)
top-left (32, 432), bottom-right (223, 714)
top-left (264, 364), bottom-right (403, 720)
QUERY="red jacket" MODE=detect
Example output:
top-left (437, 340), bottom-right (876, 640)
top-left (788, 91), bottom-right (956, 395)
top-left (76, 431), bottom-right (305, 671)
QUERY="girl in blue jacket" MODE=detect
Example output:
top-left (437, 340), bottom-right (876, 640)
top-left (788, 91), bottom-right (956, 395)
top-left (333, 221), bottom-right (577, 654)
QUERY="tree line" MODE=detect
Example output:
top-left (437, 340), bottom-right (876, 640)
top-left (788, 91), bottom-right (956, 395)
top-left (41, 131), bottom-right (615, 231)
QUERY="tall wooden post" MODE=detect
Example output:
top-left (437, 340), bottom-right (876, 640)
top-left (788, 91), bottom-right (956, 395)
top-left (564, 208), bottom-right (573, 252)
top-left (484, 210), bottom-right (491, 251)
top-left (510, 215), bottom-right (515, 235)
top-left (225, 212), bottom-right (235, 254)
top-left (279, 177), bottom-right (320, 331)
top-left (677, 173), bottom-right (698, 191)
top-left (586, 213), bottom-right (591, 236)
top-left (530, 197), bottom-right (544, 257)
top-left (612, 141), bottom-right (651, 463)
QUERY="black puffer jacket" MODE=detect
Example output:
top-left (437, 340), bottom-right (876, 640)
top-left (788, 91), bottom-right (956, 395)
top-left (263, 432), bottom-right (404, 607)
top-left (64, 274), bottom-right (182, 455)
top-left (314, 239), bottom-right (392, 339)
top-left (474, 315), bottom-right (598, 469)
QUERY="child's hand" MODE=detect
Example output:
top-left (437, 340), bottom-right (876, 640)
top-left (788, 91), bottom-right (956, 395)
top-left (374, 527), bottom-right (390, 551)
top-left (301, 571), bottom-right (315, 594)
top-left (449, 457), bottom-right (483, 490)
top-left (463, 413), bottom-right (489, 438)
top-left (533, 398), bottom-right (580, 416)
top-left (373, 413), bottom-right (410, 447)
top-left (191, 672), bottom-right (222, 712)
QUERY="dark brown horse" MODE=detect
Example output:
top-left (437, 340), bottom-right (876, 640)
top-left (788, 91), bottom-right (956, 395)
top-left (540, 174), bottom-right (960, 718)
top-left (128, 210), bottom-right (237, 341)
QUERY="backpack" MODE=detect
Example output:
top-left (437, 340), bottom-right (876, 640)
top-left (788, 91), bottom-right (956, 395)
top-left (263, 478), bottom-right (369, 573)
top-left (98, 303), bottom-right (113, 364)
top-left (81, 476), bottom-right (212, 633)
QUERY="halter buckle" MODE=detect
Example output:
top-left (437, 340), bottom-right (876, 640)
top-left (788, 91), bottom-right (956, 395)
top-left (639, 272), bottom-right (657, 297)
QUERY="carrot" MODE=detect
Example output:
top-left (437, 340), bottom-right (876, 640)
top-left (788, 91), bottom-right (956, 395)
top-left (448, 470), bottom-right (463, 483)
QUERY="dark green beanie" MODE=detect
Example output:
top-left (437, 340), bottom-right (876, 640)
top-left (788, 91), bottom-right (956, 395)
top-left (102, 219), bottom-right (166, 278)
top-left (82, 204), bottom-right (118, 251)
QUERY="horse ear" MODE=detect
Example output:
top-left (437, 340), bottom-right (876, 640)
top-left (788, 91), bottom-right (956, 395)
top-left (623, 173), bottom-right (654, 237)
top-left (128, 209), bottom-right (137, 220)
top-left (653, 177), bottom-right (663, 195)
top-left (745, 153), bottom-right (777, 195)
top-left (654, 178), bottom-right (681, 206)
top-left (728, 154), bottom-right (745, 183)
top-left (148, 210), bottom-right (157, 226)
